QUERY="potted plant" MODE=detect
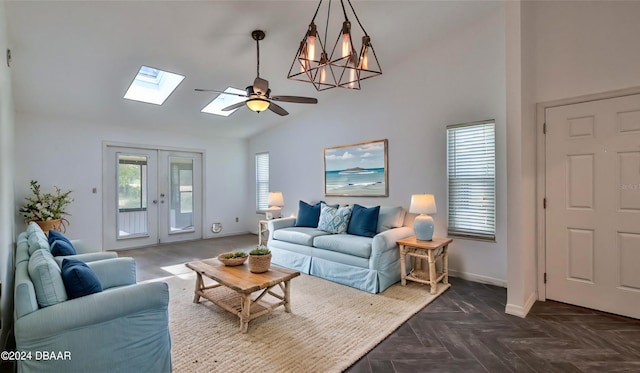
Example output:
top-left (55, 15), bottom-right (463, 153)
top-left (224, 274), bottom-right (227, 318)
top-left (19, 180), bottom-right (73, 233)
top-left (248, 245), bottom-right (272, 273)
top-left (217, 251), bottom-right (249, 266)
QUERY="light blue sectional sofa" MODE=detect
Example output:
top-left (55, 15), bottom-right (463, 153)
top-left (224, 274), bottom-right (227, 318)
top-left (268, 205), bottom-right (413, 293)
top-left (14, 222), bottom-right (171, 373)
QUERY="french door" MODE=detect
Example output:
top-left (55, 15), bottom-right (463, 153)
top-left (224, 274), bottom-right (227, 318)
top-left (103, 145), bottom-right (203, 250)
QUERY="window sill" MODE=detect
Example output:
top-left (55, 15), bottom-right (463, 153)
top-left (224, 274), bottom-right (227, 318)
top-left (448, 233), bottom-right (496, 243)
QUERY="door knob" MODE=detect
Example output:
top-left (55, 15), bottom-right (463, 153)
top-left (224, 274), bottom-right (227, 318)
top-left (160, 193), bottom-right (165, 197)
top-left (153, 200), bottom-right (158, 204)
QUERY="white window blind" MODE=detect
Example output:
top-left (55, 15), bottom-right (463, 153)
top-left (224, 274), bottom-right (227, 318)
top-left (255, 152), bottom-right (269, 211)
top-left (447, 120), bottom-right (496, 240)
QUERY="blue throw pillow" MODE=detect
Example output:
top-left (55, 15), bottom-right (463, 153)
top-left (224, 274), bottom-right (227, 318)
top-left (295, 201), bottom-right (322, 227)
top-left (295, 200), bottom-right (335, 227)
top-left (347, 204), bottom-right (380, 238)
top-left (60, 259), bottom-right (103, 299)
top-left (318, 204), bottom-right (353, 234)
top-left (48, 230), bottom-right (72, 247)
top-left (50, 240), bottom-right (77, 256)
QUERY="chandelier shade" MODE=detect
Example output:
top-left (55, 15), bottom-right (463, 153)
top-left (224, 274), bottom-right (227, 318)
top-left (287, 22), bottom-right (338, 91)
top-left (287, 0), bottom-right (381, 91)
top-left (328, 21), bottom-right (360, 90)
top-left (356, 35), bottom-right (382, 81)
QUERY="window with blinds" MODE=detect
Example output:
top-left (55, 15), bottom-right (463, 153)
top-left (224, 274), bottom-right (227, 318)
top-left (255, 152), bottom-right (270, 211)
top-left (446, 120), bottom-right (496, 240)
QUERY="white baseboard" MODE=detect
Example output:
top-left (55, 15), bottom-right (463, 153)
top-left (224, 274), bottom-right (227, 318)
top-left (203, 230), bottom-right (252, 239)
top-left (505, 291), bottom-right (538, 318)
top-left (448, 269), bottom-right (507, 288)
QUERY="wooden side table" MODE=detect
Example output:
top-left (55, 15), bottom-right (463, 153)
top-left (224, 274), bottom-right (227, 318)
top-left (397, 236), bottom-right (452, 294)
top-left (258, 220), bottom-right (269, 246)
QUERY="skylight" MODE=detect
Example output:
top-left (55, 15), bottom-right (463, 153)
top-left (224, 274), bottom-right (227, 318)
top-left (201, 87), bottom-right (247, 116)
top-left (124, 66), bottom-right (185, 105)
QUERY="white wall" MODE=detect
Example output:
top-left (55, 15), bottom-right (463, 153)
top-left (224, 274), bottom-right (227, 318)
top-left (249, 6), bottom-right (508, 286)
top-left (14, 112), bottom-right (250, 250)
top-left (534, 0), bottom-right (640, 102)
top-left (0, 0), bottom-right (16, 349)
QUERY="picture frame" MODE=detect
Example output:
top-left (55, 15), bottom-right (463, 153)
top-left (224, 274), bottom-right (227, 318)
top-left (324, 139), bottom-right (388, 197)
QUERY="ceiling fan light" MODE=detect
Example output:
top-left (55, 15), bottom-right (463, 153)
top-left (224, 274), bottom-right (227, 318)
top-left (246, 98), bottom-right (270, 113)
top-left (198, 29), bottom-right (316, 117)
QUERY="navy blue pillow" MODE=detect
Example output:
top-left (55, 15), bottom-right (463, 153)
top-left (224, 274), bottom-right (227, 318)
top-left (51, 240), bottom-right (77, 256)
top-left (295, 201), bottom-right (323, 227)
top-left (295, 201), bottom-right (339, 227)
top-left (60, 259), bottom-right (103, 299)
top-left (347, 204), bottom-right (380, 237)
top-left (48, 230), bottom-right (72, 247)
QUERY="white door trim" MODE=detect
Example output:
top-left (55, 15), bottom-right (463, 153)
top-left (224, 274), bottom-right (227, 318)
top-left (102, 140), bottom-right (206, 155)
top-left (536, 86), bottom-right (640, 301)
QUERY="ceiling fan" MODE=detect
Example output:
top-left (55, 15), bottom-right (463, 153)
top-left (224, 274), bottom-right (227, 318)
top-left (196, 30), bottom-right (318, 116)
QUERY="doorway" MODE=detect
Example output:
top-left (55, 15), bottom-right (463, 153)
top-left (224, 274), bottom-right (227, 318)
top-left (542, 92), bottom-right (640, 319)
top-left (103, 145), bottom-right (203, 250)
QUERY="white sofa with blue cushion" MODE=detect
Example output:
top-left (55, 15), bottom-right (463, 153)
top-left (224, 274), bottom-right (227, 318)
top-left (267, 204), bottom-right (413, 293)
top-left (13, 222), bottom-right (171, 373)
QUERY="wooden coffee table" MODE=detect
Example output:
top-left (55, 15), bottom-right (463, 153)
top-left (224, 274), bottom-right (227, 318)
top-left (185, 258), bottom-right (300, 333)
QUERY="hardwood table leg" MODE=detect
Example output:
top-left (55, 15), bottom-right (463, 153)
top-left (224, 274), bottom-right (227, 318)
top-left (193, 273), bottom-right (203, 303)
top-left (284, 279), bottom-right (292, 313)
top-left (240, 293), bottom-right (251, 333)
top-left (400, 244), bottom-right (407, 285)
top-left (428, 249), bottom-right (437, 294)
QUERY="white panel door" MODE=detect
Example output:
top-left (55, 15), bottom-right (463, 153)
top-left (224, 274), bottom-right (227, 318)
top-left (546, 93), bottom-right (640, 319)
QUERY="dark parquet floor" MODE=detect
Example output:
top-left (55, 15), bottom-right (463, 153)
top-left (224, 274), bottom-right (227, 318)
top-left (347, 278), bottom-right (640, 373)
top-left (120, 235), bottom-right (640, 373)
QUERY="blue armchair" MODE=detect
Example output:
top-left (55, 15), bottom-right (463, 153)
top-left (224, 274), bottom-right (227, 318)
top-left (13, 223), bottom-right (171, 373)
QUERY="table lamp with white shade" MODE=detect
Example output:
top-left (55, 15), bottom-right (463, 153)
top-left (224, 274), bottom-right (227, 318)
top-left (266, 192), bottom-right (284, 219)
top-left (410, 194), bottom-right (437, 241)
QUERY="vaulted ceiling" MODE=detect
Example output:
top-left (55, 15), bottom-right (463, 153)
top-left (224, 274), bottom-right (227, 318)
top-left (6, 1), bottom-right (500, 138)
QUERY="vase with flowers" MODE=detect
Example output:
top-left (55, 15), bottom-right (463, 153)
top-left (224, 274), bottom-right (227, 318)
top-left (19, 180), bottom-right (73, 233)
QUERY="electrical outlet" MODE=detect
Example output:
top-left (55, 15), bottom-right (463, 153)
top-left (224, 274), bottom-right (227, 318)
top-left (235, 217), bottom-right (239, 223)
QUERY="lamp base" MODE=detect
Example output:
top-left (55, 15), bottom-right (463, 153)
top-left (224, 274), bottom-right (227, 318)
top-left (414, 214), bottom-right (434, 241)
top-left (266, 207), bottom-right (282, 220)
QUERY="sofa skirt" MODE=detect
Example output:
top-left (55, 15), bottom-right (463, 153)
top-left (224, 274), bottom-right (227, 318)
top-left (270, 244), bottom-right (312, 274)
top-left (270, 244), bottom-right (404, 294)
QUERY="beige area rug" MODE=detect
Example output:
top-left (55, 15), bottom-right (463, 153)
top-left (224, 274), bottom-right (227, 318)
top-left (164, 270), bottom-right (450, 373)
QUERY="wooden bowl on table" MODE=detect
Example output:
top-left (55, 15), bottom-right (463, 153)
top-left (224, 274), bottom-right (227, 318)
top-left (217, 252), bottom-right (248, 266)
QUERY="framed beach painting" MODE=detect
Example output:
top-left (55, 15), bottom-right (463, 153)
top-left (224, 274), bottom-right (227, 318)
top-left (324, 139), bottom-right (388, 197)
